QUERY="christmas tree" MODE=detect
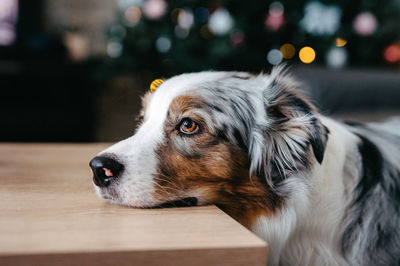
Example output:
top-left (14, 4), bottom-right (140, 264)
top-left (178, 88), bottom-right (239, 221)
top-left (101, 0), bottom-right (400, 78)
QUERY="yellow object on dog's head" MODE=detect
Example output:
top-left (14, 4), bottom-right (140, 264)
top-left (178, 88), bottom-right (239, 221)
top-left (150, 79), bottom-right (164, 92)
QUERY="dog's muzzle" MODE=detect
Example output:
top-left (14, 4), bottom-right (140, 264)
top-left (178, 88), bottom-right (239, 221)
top-left (89, 156), bottom-right (124, 187)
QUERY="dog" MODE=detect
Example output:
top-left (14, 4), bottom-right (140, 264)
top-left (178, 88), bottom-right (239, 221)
top-left (90, 67), bottom-right (400, 266)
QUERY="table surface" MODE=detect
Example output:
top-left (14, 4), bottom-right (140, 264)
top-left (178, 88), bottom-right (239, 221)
top-left (0, 143), bottom-right (267, 266)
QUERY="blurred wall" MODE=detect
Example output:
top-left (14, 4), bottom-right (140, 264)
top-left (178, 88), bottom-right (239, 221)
top-left (44, 0), bottom-right (118, 57)
top-left (0, 0), bottom-right (117, 142)
top-left (1, 0), bottom-right (399, 142)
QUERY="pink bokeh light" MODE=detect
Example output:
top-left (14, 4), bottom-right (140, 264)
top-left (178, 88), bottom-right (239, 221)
top-left (0, 0), bottom-right (18, 45)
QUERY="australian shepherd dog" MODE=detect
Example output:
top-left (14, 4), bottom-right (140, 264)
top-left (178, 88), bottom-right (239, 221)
top-left (90, 67), bottom-right (400, 265)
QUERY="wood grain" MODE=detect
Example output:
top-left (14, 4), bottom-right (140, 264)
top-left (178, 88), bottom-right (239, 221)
top-left (0, 143), bottom-right (267, 266)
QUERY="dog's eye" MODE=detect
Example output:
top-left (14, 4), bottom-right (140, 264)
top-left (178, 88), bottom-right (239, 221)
top-left (179, 118), bottom-right (199, 135)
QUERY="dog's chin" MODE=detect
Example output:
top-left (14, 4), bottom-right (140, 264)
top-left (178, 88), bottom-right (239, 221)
top-left (115, 197), bottom-right (199, 209)
top-left (93, 184), bottom-right (117, 200)
top-left (94, 185), bottom-right (199, 209)
top-left (148, 197), bottom-right (199, 209)
top-left (93, 184), bottom-right (126, 206)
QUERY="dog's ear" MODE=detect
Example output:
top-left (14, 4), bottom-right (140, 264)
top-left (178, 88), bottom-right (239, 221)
top-left (249, 67), bottom-right (329, 186)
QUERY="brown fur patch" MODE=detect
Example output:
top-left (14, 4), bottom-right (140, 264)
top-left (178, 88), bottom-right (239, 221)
top-left (152, 95), bottom-right (284, 228)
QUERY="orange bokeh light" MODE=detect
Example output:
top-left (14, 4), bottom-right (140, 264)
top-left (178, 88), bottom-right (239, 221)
top-left (384, 43), bottom-right (400, 63)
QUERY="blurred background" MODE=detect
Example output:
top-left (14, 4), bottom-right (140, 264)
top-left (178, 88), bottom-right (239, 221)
top-left (1, 0), bottom-right (399, 142)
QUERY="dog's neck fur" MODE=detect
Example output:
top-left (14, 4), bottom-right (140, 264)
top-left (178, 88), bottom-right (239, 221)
top-left (248, 117), bottom-right (360, 266)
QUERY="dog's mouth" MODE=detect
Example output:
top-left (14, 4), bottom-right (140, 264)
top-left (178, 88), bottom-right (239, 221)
top-left (150, 197), bottom-right (198, 208)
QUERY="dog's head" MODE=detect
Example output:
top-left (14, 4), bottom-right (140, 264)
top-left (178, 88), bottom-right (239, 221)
top-left (90, 68), bottom-right (328, 223)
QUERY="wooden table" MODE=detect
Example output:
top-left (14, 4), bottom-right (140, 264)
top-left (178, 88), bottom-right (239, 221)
top-left (0, 143), bottom-right (267, 266)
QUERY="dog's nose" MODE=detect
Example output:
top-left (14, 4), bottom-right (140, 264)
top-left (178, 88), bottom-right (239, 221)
top-left (89, 156), bottom-right (124, 187)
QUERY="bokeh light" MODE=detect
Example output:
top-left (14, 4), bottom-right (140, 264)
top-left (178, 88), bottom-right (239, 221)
top-left (209, 8), bottom-right (233, 35)
top-left (174, 26), bottom-right (189, 39)
top-left (353, 12), bottom-right (377, 36)
top-left (107, 40), bottom-right (123, 58)
top-left (124, 6), bottom-right (142, 25)
top-left (299, 46), bottom-right (316, 63)
top-left (326, 47), bottom-right (347, 68)
top-left (143, 0), bottom-right (167, 20)
top-left (230, 31), bottom-right (244, 47)
top-left (335, 37), bottom-right (347, 47)
top-left (200, 24), bottom-right (213, 39)
top-left (280, 43), bottom-right (295, 59)
top-left (265, 1), bottom-right (285, 31)
top-left (0, 0), bottom-right (18, 45)
top-left (178, 9), bottom-right (194, 29)
top-left (300, 1), bottom-right (342, 36)
top-left (194, 7), bottom-right (209, 23)
top-left (170, 8), bottom-right (182, 23)
top-left (269, 2), bottom-right (284, 17)
top-left (155, 36), bottom-right (171, 53)
top-left (383, 43), bottom-right (400, 63)
top-left (267, 49), bottom-right (283, 65)
top-left (108, 0), bottom-right (400, 73)
top-left (64, 33), bottom-right (90, 62)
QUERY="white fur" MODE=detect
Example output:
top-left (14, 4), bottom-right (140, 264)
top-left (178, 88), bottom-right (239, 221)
top-left (251, 117), bottom-right (360, 266)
